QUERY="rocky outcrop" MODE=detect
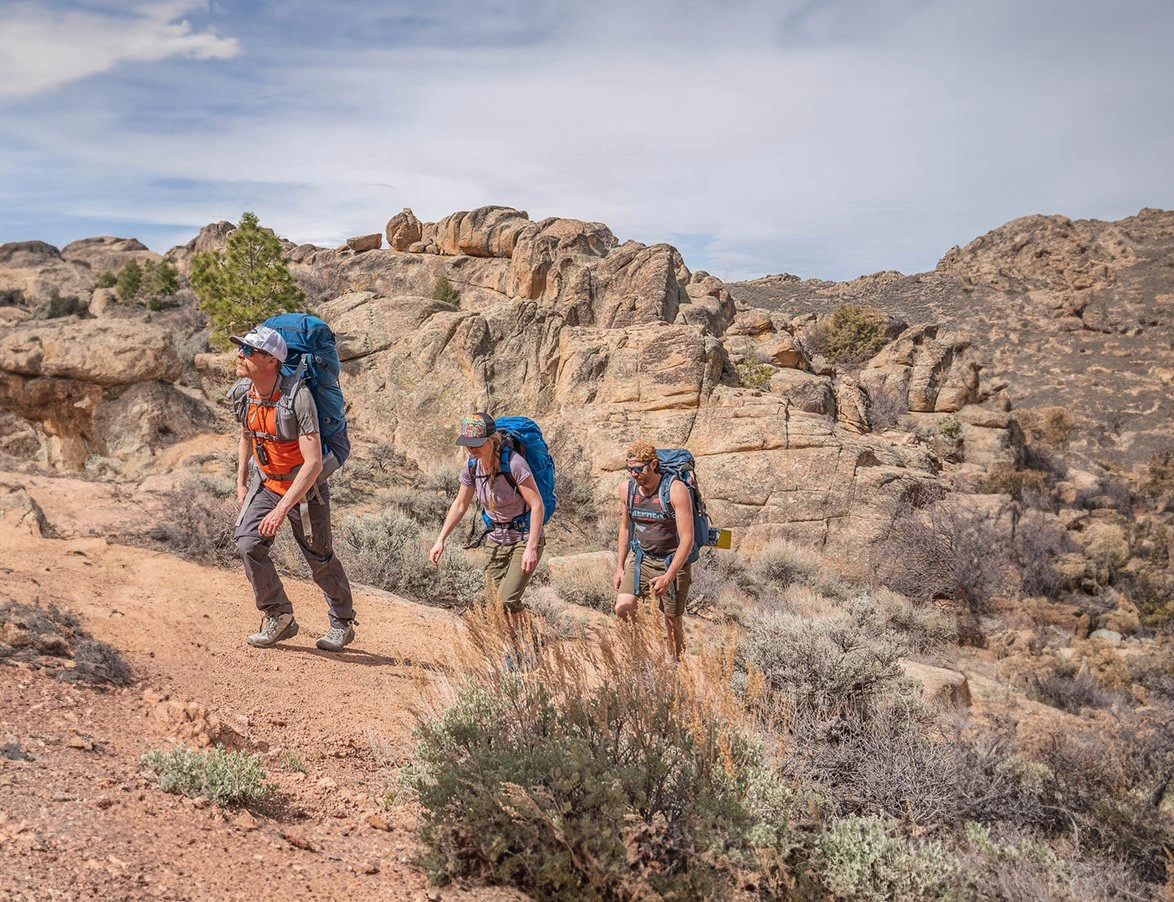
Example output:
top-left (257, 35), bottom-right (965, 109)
top-left (0, 203), bottom-right (1065, 581)
top-left (385, 208), bottom-right (422, 251)
top-left (345, 233), bottom-right (382, 253)
top-left (862, 324), bottom-right (981, 413)
top-left (0, 319), bottom-right (208, 472)
top-left (61, 236), bottom-right (153, 278)
top-left (0, 241), bottom-right (94, 310)
top-left (165, 221), bottom-right (234, 274)
top-left (732, 208), bottom-right (1174, 469)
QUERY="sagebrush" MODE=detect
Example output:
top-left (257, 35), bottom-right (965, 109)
top-left (141, 745), bottom-right (271, 807)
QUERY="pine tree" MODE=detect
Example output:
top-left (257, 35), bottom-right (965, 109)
top-left (190, 212), bottom-right (305, 346)
top-left (115, 259), bottom-right (143, 302)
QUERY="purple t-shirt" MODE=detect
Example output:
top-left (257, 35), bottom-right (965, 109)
top-left (459, 452), bottom-right (542, 544)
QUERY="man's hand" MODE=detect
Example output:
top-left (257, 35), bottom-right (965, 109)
top-left (259, 507), bottom-right (286, 537)
top-left (237, 482), bottom-right (249, 506)
top-left (613, 566), bottom-right (625, 591)
top-left (649, 573), bottom-right (673, 598)
top-left (429, 538), bottom-right (445, 566)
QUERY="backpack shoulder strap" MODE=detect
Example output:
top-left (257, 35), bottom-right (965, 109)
top-left (499, 444), bottom-right (519, 494)
top-left (658, 474), bottom-right (677, 512)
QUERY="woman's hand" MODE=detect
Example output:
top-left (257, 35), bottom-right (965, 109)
top-left (522, 544), bottom-right (539, 573)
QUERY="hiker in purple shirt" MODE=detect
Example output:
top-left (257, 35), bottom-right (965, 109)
top-left (429, 413), bottom-right (546, 637)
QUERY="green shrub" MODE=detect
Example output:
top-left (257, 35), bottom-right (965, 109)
top-left (116, 259), bottom-right (143, 302)
top-left (94, 270), bottom-right (117, 289)
top-left (938, 416), bottom-right (961, 441)
top-left (813, 815), bottom-right (959, 901)
top-left (141, 745), bottom-right (272, 807)
top-left (411, 612), bottom-right (798, 897)
top-left (431, 275), bottom-right (460, 303)
top-left (739, 611), bottom-right (905, 718)
top-left (337, 510), bottom-right (482, 605)
top-left (736, 360), bottom-right (774, 389)
top-left (815, 305), bottom-right (889, 364)
top-left (843, 590), bottom-right (956, 652)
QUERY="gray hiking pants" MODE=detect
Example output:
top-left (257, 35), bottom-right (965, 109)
top-left (234, 482), bottom-right (355, 628)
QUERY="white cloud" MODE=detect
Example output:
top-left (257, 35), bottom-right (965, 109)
top-left (0, 1), bottom-right (239, 100)
top-left (0, 0), bottom-right (1171, 279)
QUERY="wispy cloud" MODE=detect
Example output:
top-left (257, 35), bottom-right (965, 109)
top-left (0, 1), bottom-right (238, 100)
top-left (0, 1), bottom-right (1171, 280)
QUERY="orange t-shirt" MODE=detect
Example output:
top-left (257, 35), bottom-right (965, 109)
top-left (246, 387), bottom-right (305, 496)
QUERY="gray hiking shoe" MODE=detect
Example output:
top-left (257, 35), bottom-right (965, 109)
top-left (246, 613), bottom-right (299, 648)
top-left (315, 623), bottom-right (355, 652)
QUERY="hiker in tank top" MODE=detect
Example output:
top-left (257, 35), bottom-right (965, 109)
top-left (430, 413), bottom-right (546, 640)
top-left (613, 440), bottom-right (695, 660)
top-left (229, 324), bottom-right (355, 653)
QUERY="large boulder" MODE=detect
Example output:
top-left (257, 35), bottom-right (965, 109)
top-left (436, 206), bottom-right (531, 258)
top-left (508, 217), bottom-right (618, 301)
top-left (385, 208), bottom-right (422, 251)
top-left (592, 243), bottom-right (689, 328)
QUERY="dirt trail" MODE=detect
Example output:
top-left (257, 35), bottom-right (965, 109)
top-left (0, 472), bottom-right (521, 901)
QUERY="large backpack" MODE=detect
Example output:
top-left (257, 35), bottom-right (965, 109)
top-left (262, 313), bottom-right (350, 474)
top-left (627, 448), bottom-right (721, 566)
top-left (468, 416), bottom-right (557, 534)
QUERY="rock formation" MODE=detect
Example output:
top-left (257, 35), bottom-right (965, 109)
top-left (3, 204), bottom-right (1169, 586)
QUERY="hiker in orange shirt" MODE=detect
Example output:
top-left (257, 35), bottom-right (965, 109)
top-left (229, 325), bottom-right (355, 652)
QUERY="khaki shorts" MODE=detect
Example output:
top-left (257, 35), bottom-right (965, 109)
top-left (484, 537), bottom-right (545, 613)
top-left (621, 553), bottom-right (691, 618)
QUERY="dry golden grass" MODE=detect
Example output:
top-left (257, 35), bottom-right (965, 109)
top-left (415, 590), bottom-right (784, 770)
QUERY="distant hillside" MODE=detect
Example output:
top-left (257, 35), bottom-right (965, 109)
top-left (732, 208), bottom-right (1174, 468)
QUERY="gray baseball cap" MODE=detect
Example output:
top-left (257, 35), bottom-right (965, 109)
top-left (229, 325), bottom-right (288, 361)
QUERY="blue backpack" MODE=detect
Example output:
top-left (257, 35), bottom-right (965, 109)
top-left (469, 416), bottom-right (556, 534)
top-left (627, 448), bottom-right (721, 566)
top-left (262, 313), bottom-right (350, 471)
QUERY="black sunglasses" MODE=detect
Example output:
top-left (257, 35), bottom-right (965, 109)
top-left (627, 462), bottom-right (651, 474)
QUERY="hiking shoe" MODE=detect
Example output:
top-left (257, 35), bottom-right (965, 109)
top-left (315, 623), bottom-right (355, 652)
top-left (247, 613), bottom-right (299, 648)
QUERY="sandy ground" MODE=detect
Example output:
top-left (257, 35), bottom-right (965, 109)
top-left (0, 470), bottom-right (523, 901)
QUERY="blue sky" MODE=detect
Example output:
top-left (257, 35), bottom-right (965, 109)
top-left (1, 0), bottom-right (1171, 281)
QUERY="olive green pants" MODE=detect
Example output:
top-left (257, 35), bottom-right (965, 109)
top-left (484, 538), bottom-right (545, 612)
top-left (622, 553), bottom-right (692, 618)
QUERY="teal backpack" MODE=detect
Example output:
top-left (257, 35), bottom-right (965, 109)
top-left (467, 416), bottom-right (557, 535)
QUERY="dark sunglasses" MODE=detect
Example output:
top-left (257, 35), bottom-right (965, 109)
top-left (626, 462), bottom-right (651, 474)
top-left (238, 345), bottom-right (268, 357)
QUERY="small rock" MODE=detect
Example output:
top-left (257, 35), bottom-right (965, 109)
top-left (233, 810), bottom-right (258, 831)
top-left (365, 813), bottom-right (391, 832)
top-left (189, 796), bottom-right (210, 809)
top-left (362, 861), bottom-right (380, 875)
top-left (93, 797), bottom-right (116, 810)
top-left (66, 736), bottom-right (92, 751)
top-left (1089, 628), bottom-right (1123, 644)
